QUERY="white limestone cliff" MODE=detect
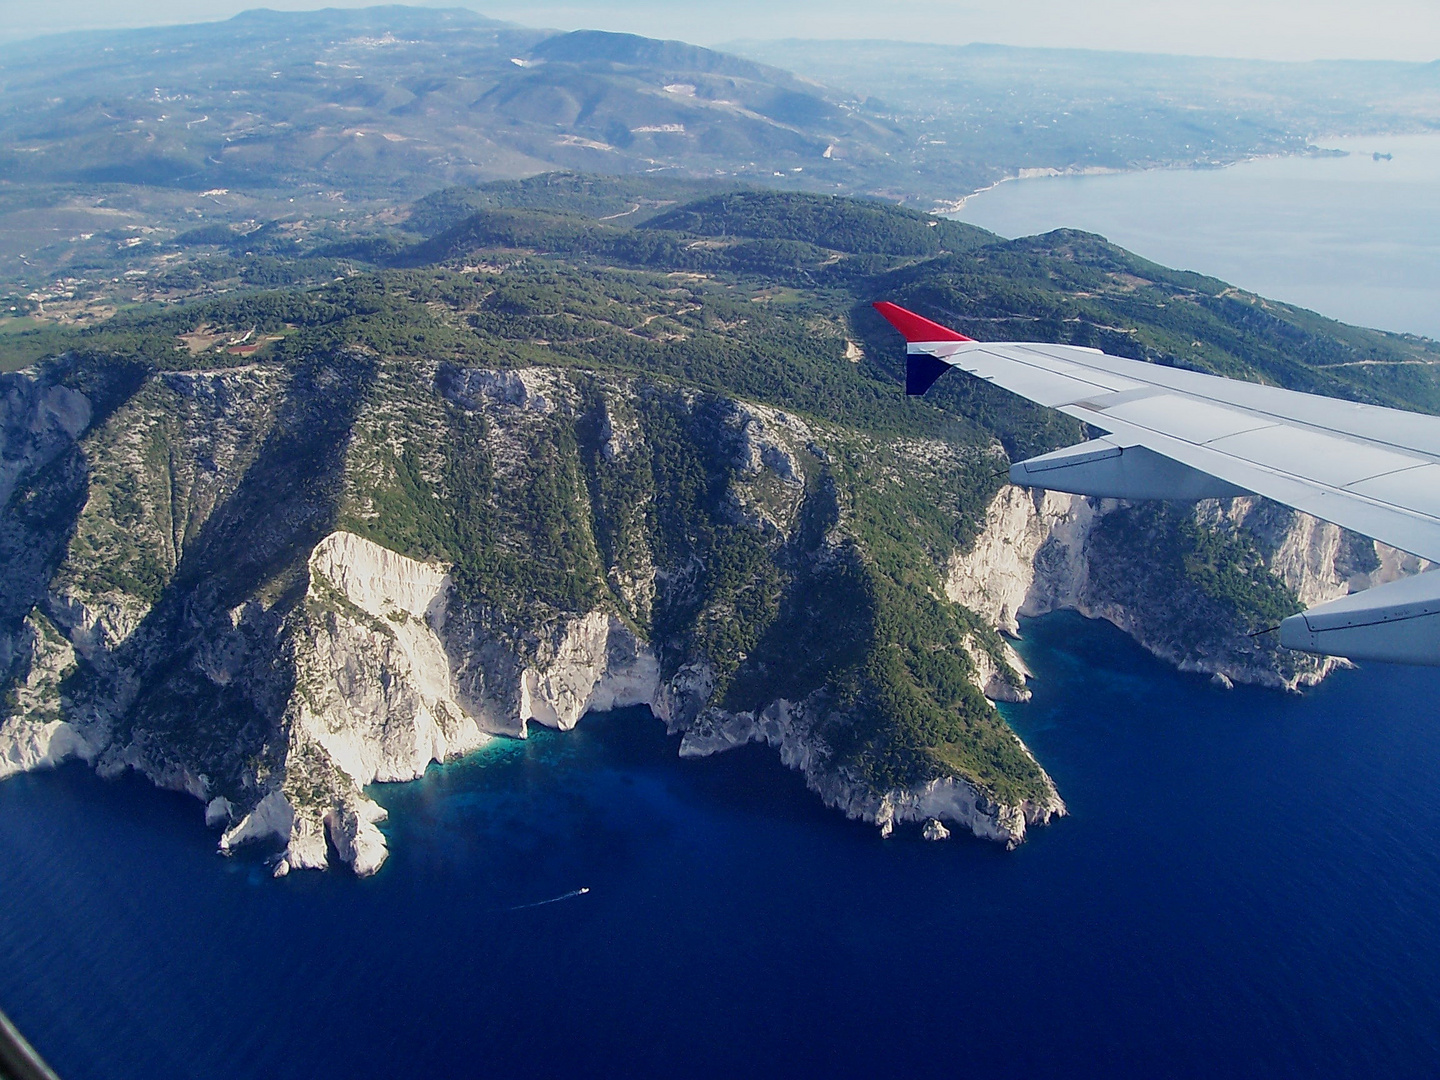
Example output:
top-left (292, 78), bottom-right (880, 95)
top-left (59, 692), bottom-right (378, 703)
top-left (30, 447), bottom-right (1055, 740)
top-left (0, 612), bottom-right (94, 780)
top-left (947, 484), bottom-right (1424, 691)
top-left (247, 530), bottom-right (665, 876)
top-left (946, 487), bottom-right (1085, 635)
top-left (7, 356), bottom-right (1412, 870)
top-left (297, 530), bottom-right (488, 787)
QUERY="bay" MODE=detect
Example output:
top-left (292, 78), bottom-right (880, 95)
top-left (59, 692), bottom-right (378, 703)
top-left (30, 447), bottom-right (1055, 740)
top-left (953, 133), bottom-right (1440, 340)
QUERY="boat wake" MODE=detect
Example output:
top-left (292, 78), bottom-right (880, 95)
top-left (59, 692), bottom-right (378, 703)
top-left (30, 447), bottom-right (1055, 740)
top-left (509, 887), bottom-right (590, 911)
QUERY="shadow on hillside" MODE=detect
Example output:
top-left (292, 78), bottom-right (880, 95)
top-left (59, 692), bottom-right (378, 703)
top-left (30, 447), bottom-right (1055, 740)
top-left (0, 357), bottom-right (149, 717)
top-left (86, 352), bottom-right (378, 783)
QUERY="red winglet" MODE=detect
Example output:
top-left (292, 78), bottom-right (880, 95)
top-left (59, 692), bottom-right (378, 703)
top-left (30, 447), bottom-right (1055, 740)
top-left (872, 301), bottom-right (973, 343)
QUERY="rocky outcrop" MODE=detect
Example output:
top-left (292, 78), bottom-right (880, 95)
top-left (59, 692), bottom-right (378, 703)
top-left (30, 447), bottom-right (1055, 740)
top-left (0, 612), bottom-right (93, 779)
top-left (0, 369), bottom-right (91, 510)
top-left (922, 818), bottom-right (951, 841)
top-left (676, 697), bottom-right (1065, 847)
top-left (962, 634), bottom-right (1032, 703)
top-left (948, 484), bottom-right (1425, 691)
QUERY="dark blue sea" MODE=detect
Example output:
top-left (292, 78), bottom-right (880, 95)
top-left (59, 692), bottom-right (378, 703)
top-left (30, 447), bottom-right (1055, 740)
top-left (3, 610), bottom-right (1440, 1079)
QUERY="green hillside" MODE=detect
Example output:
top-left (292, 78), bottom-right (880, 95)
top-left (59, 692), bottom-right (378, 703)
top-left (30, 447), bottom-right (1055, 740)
top-left (5, 178), bottom-right (1436, 819)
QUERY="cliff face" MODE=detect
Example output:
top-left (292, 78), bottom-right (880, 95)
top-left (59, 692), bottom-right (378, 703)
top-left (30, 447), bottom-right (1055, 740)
top-left (947, 485), bottom-right (1424, 691)
top-left (1, 354), bottom-right (1407, 874)
top-left (676, 697), bottom-right (1061, 847)
top-left (0, 357), bottom-right (1071, 872)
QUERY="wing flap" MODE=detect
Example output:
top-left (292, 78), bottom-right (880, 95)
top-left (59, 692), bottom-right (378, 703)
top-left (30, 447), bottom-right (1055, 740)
top-left (1100, 394), bottom-right (1280, 445)
top-left (1348, 464), bottom-right (1440, 520)
top-left (1204, 425), bottom-right (1425, 488)
top-left (1040, 399), bottom-right (1440, 561)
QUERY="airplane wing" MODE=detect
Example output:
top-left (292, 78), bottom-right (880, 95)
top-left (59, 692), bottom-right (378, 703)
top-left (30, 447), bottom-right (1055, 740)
top-left (874, 301), bottom-right (1440, 666)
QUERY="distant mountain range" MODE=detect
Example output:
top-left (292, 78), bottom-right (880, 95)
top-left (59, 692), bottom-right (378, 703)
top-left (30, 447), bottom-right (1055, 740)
top-left (2, 5), bottom-right (1439, 303)
top-left (3, 6), bottom-right (1438, 212)
top-left (729, 38), bottom-right (1440, 193)
top-left (0, 7), bottom-right (929, 201)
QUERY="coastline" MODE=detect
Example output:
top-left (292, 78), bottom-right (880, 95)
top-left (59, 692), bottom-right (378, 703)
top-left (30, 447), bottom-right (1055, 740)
top-left (936, 129), bottom-right (1440, 340)
top-left (934, 131), bottom-right (1426, 216)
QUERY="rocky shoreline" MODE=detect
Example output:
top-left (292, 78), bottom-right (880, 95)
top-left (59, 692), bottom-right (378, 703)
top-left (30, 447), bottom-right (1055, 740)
top-left (1, 362), bottom-right (1418, 875)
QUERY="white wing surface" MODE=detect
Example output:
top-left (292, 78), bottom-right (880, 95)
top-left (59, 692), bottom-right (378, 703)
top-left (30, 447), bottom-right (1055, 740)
top-left (874, 301), bottom-right (1440, 665)
top-left (936, 337), bottom-right (1440, 562)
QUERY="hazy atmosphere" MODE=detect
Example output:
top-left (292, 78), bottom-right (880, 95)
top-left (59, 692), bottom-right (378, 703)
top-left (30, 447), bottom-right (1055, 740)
top-left (1, 0), bottom-right (1438, 59)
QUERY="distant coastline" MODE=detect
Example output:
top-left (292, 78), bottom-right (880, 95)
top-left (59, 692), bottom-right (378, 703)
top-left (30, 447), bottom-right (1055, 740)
top-left (944, 131), bottom-right (1440, 339)
top-left (934, 166), bottom-right (1125, 214)
top-left (937, 136), bottom-right (1404, 215)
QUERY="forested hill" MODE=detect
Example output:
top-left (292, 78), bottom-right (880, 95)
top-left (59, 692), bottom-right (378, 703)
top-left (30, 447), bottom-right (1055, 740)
top-left (11, 175), bottom-right (1438, 415)
top-left (4, 176), bottom-right (1440, 847)
top-left (0, 7), bottom-right (915, 200)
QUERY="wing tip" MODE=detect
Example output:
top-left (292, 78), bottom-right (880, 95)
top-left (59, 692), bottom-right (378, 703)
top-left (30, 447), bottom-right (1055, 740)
top-left (872, 301), bottom-right (974, 344)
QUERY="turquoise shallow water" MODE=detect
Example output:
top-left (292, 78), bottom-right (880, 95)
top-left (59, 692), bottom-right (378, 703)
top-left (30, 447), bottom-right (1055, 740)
top-left (2, 610), bottom-right (1439, 1078)
top-left (953, 133), bottom-right (1440, 340)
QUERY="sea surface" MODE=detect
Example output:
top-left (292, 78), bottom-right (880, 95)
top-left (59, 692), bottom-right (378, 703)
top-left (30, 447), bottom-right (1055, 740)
top-left (953, 133), bottom-right (1440, 340)
top-left (3, 612), bottom-right (1440, 1079)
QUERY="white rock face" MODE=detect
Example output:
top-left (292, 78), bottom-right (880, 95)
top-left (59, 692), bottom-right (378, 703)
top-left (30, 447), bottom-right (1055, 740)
top-left (219, 530), bottom-right (669, 877)
top-left (515, 611), bottom-right (660, 733)
top-left (0, 612), bottom-right (93, 780)
top-left (0, 719), bottom-right (93, 780)
top-left (220, 790), bottom-right (295, 853)
top-left (267, 532), bottom-right (488, 875)
top-left (325, 799), bottom-right (390, 878)
top-left (946, 488), bottom-right (1085, 634)
top-left (0, 370), bottom-right (91, 508)
top-left (1255, 505), bottom-right (1349, 607)
top-left (446, 367), bottom-right (567, 415)
top-left (922, 818), bottom-right (951, 841)
top-left (44, 589), bottom-right (152, 664)
top-left (1226, 498), bottom-right (1426, 604)
top-left (298, 530), bottom-right (488, 787)
top-left (962, 634), bottom-right (1033, 703)
top-left (204, 796), bottom-right (235, 827)
top-left (948, 484), bottom-right (1422, 691)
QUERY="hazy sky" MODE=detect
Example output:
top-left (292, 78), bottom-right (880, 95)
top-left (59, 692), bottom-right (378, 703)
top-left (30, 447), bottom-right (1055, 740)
top-left (1, 0), bottom-right (1438, 61)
